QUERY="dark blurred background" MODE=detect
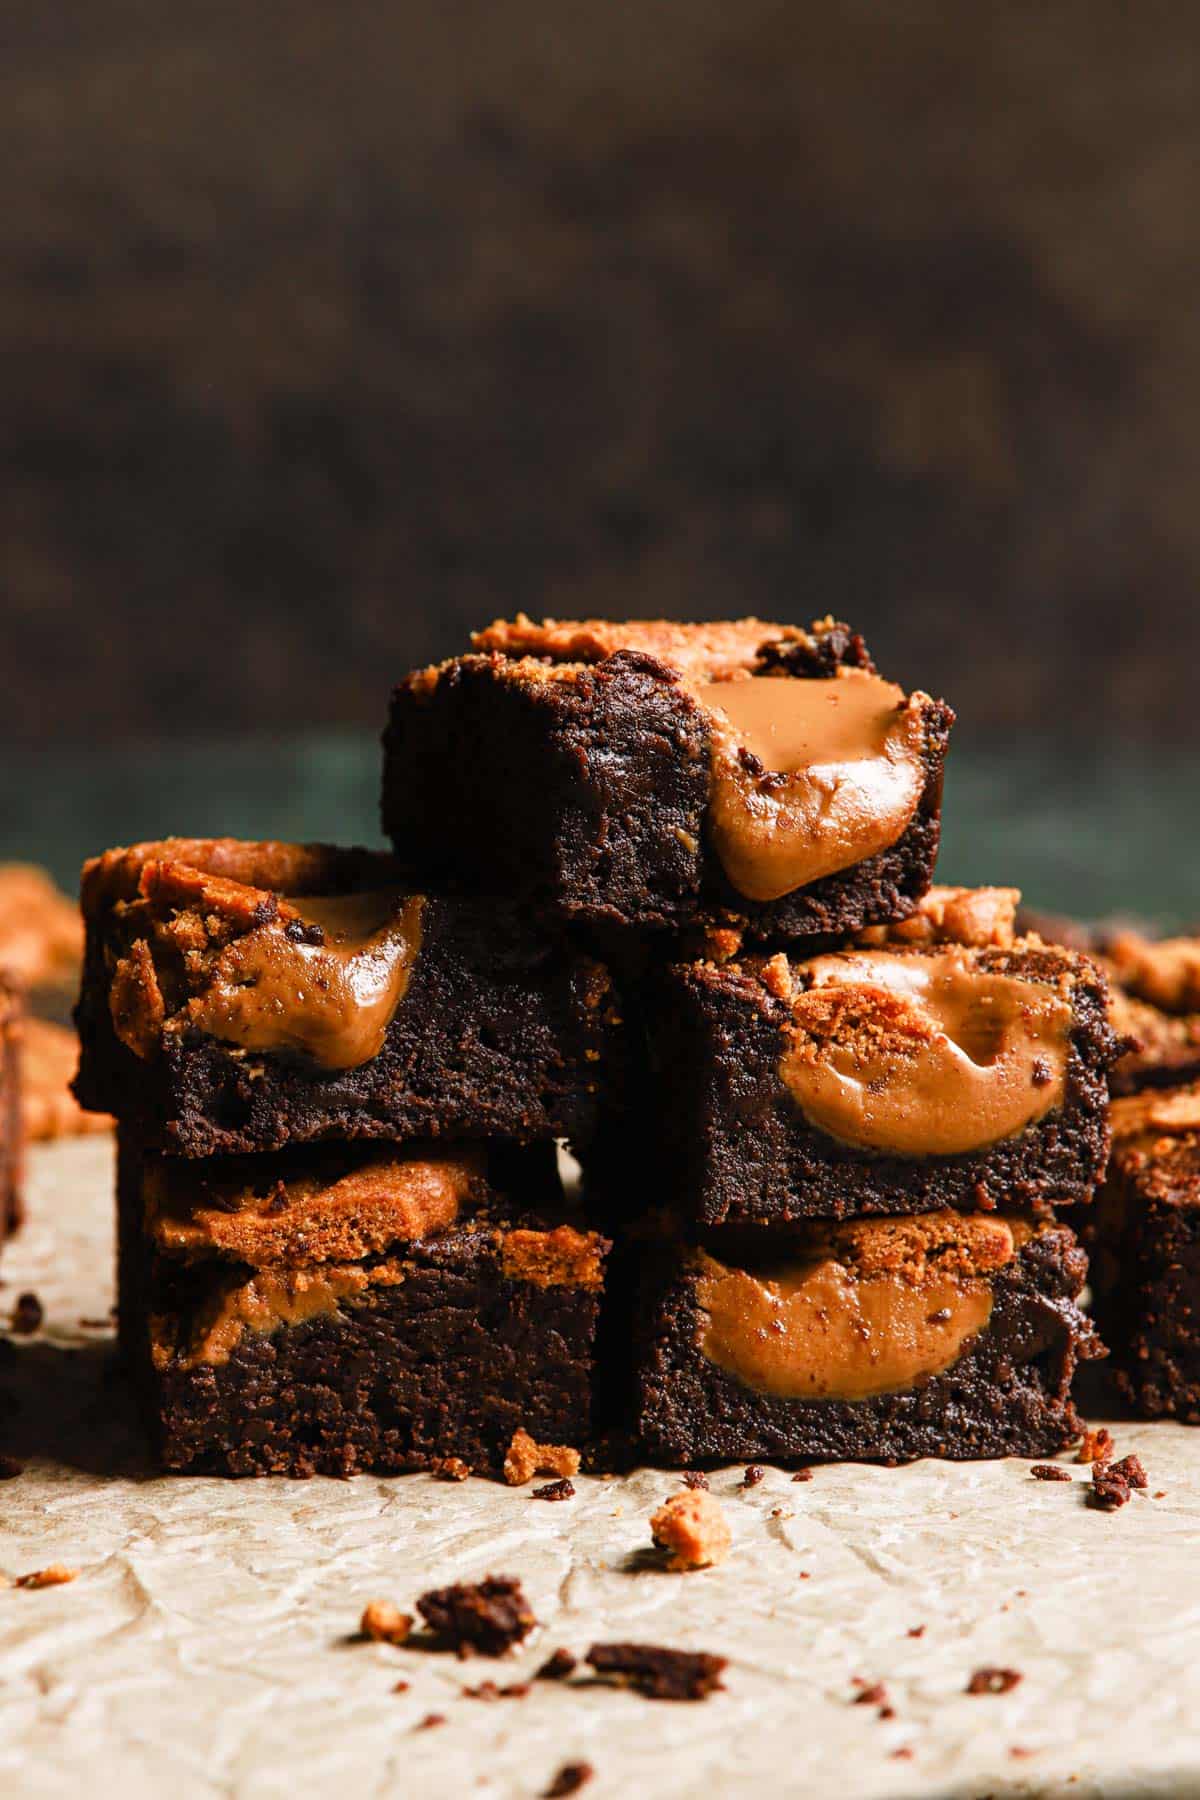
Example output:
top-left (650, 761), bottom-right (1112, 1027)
top-left (2, 2), bottom-right (1199, 915)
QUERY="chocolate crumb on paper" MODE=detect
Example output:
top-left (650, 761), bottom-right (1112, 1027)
top-left (586, 1642), bottom-right (727, 1701)
top-left (1090, 1462), bottom-right (1132, 1511)
top-left (359, 1600), bottom-right (413, 1645)
top-left (417, 1575), bottom-right (537, 1657)
top-left (532, 1478), bottom-right (575, 1502)
top-left (15, 1565), bottom-right (77, 1589)
top-left (544, 1762), bottom-right (594, 1797)
top-left (536, 1648), bottom-right (578, 1681)
top-left (415, 1713), bottom-right (445, 1731)
top-left (967, 1667), bottom-right (1022, 1695)
top-left (650, 1488), bottom-right (731, 1571)
top-left (1112, 1454), bottom-right (1148, 1490)
top-left (10, 1293), bottom-right (43, 1335)
top-left (741, 1465), bottom-right (766, 1488)
top-left (791, 1467), bottom-right (814, 1483)
top-left (681, 1470), bottom-right (709, 1490)
top-left (463, 1679), bottom-right (531, 1700)
top-left (1030, 1464), bottom-right (1073, 1482)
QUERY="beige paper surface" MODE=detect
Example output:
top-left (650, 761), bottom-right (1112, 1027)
top-left (2, 1138), bottom-right (1198, 1799)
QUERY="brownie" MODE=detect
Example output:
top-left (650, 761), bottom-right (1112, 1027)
top-left (118, 1128), bottom-right (610, 1476)
top-left (632, 1210), bottom-right (1098, 1464)
top-left (0, 975), bottom-right (23, 1240)
top-left (382, 616), bottom-right (954, 944)
top-left (1086, 1082), bottom-right (1200, 1419)
top-left (638, 893), bottom-right (1118, 1227)
top-left (74, 838), bottom-right (619, 1157)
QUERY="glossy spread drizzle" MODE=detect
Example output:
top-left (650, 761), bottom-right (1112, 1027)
top-left (694, 670), bottom-right (928, 902)
top-left (694, 1215), bottom-right (1020, 1400)
top-left (181, 891), bottom-right (424, 1070)
top-left (780, 947), bottom-right (1071, 1156)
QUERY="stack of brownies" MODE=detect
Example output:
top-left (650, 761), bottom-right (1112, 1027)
top-left (73, 615), bottom-right (1123, 1474)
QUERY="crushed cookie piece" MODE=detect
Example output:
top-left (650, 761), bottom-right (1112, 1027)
top-left (544, 1763), bottom-right (594, 1797)
top-left (1030, 1464), bottom-right (1073, 1482)
top-left (503, 1428), bottom-right (581, 1486)
top-left (0, 1455), bottom-right (23, 1480)
top-left (1090, 1462), bottom-right (1131, 1511)
top-left (532, 1478), bottom-right (575, 1502)
top-left (791, 1467), bottom-right (814, 1483)
top-left (681, 1470), bottom-right (709, 1490)
top-left (1111, 1454), bottom-right (1148, 1490)
top-left (1076, 1426), bottom-right (1115, 1464)
top-left (16, 1564), bottom-right (77, 1589)
top-left (967, 1667), bottom-right (1022, 1695)
top-left (417, 1574), bottom-right (537, 1657)
top-left (586, 1642), bottom-right (726, 1701)
top-left (741, 1464), bottom-right (766, 1488)
top-left (415, 1713), bottom-right (445, 1731)
top-left (537, 1648), bottom-right (578, 1681)
top-left (431, 1457), bottom-right (471, 1482)
top-left (650, 1488), bottom-right (731, 1571)
top-left (360, 1600), bottom-right (413, 1645)
top-left (11, 1293), bottom-right (43, 1335)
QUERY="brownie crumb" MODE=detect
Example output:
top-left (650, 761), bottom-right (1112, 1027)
top-left (1030, 1464), bottom-right (1073, 1482)
top-left (15, 1564), bottom-right (77, 1589)
top-left (415, 1713), bottom-right (445, 1731)
top-left (852, 1681), bottom-right (888, 1707)
top-left (967, 1667), bottom-right (1022, 1695)
top-left (463, 1679), bottom-right (531, 1700)
top-left (650, 1489), bottom-right (731, 1571)
top-left (360, 1600), bottom-right (413, 1645)
top-left (586, 1642), bottom-right (727, 1701)
top-left (741, 1465), bottom-right (766, 1488)
top-left (0, 1455), bottom-right (23, 1481)
top-left (536, 1648), bottom-right (578, 1681)
top-left (1077, 1426), bottom-right (1115, 1464)
top-left (417, 1574), bottom-right (537, 1657)
top-left (544, 1763), bottom-right (594, 1798)
top-left (392, 1679), bottom-right (410, 1694)
top-left (681, 1471), bottom-right (709, 1490)
top-left (1111, 1454), bottom-right (1148, 1490)
top-left (11, 1293), bottom-right (43, 1335)
top-left (431, 1457), bottom-right (471, 1482)
top-left (503, 1428), bottom-right (581, 1487)
top-left (890, 1747), bottom-right (914, 1761)
top-left (791, 1467), bottom-right (814, 1483)
top-left (532, 1479), bottom-right (575, 1502)
top-left (1090, 1462), bottom-right (1132, 1511)
top-left (907, 1625), bottom-right (926, 1639)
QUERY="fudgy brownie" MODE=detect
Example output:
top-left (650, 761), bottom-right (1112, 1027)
top-left (382, 616), bottom-right (954, 943)
top-left (118, 1129), bottom-right (610, 1476)
top-left (632, 1209), bottom-right (1098, 1463)
top-left (74, 839), bottom-right (619, 1157)
top-left (1086, 1082), bottom-right (1200, 1420)
top-left (0, 975), bottom-right (22, 1240)
top-left (642, 889), bottom-right (1118, 1227)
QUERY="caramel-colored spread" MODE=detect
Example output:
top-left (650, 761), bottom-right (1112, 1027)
top-left (694, 671), bottom-right (928, 902)
top-left (177, 891), bottom-right (424, 1070)
top-left (153, 1258), bottom-right (406, 1369)
top-left (780, 947), bottom-right (1071, 1156)
top-left (145, 1147), bottom-right (478, 1266)
top-left (1110, 1082), bottom-right (1200, 1145)
top-left (857, 885), bottom-right (1020, 951)
top-left (1105, 930), bottom-right (1200, 1015)
top-left (694, 1213), bottom-right (1021, 1401)
top-left (471, 613), bottom-right (798, 678)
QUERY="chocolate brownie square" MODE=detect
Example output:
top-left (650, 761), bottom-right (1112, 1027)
top-left (382, 616), bottom-right (953, 943)
top-left (642, 889), bottom-right (1118, 1227)
top-left (0, 975), bottom-right (23, 1240)
top-left (1087, 1082), bottom-right (1200, 1419)
top-left (632, 1210), bottom-right (1098, 1464)
top-left (74, 839), bottom-right (619, 1157)
top-left (118, 1129), bottom-right (610, 1476)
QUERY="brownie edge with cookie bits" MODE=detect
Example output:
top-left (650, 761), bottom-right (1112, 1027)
top-left (1086, 1082), bottom-right (1200, 1420)
top-left (382, 616), bottom-right (953, 944)
top-left (118, 1129), bottom-right (610, 1477)
top-left (632, 1212), bottom-right (1100, 1465)
top-left (74, 838), bottom-right (619, 1158)
top-left (640, 916), bottom-right (1118, 1228)
top-left (0, 975), bottom-right (24, 1241)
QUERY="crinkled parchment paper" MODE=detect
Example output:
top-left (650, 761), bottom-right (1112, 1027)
top-left (2, 1139), bottom-right (1199, 1799)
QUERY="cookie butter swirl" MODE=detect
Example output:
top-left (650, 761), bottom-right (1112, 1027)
top-left (694, 670), bottom-right (928, 902)
top-left (179, 891), bottom-right (423, 1071)
top-left (694, 1213), bottom-right (1022, 1400)
top-left (780, 947), bottom-right (1072, 1156)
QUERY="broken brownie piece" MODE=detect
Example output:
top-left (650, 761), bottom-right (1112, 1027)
top-left (1086, 1081), bottom-right (1200, 1419)
top-left (0, 975), bottom-right (22, 1242)
top-left (633, 1210), bottom-right (1100, 1464)
top-left (585, 1641), bottom-right (727, 1701)
top-left (73, 838), bottom-right (619, 1156)
top-left (383, 616), bottom-right (953, 943)
top-left (118, 1129), bottom-right (610, 1477)
top-left (642, 915), bottom-right (1117, 1227)
top-left (417, 1575), bottom-right (537, 1656)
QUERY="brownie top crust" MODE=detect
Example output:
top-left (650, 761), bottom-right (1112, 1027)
top-left (144, 1142), bottom-right (483, 1266)
top-left (688, 1209), bottom-right (1048, 1402)
top-left (83, 838), bottom-right (425, 1074)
